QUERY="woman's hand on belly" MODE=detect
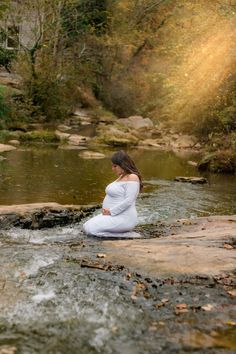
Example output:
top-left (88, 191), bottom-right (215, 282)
top-left (102, 208), bottom-right (111, 215)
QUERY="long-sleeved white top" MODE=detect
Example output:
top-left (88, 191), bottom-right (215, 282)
top-left (103, 181), bottom-right (139, 216)
top-left (83, 180), bottom-right (140, 236)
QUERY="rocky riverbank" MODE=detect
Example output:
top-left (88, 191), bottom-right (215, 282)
top-left (0, 110), bottom-right (235, 174)
top-left (0, 203), bottom-right (99, 229)
top-left (0, 203), bottom-right (236, 354)
top-left (0, 204), bottom-right (235, 353)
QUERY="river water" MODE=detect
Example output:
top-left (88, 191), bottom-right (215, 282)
top-left (0, 145), bottom-right (236, 353)
top-left (0, 145), bottom-right (236, 221)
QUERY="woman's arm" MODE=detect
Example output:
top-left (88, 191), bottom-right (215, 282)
top-left (109, 182), bottom-right (139, 216)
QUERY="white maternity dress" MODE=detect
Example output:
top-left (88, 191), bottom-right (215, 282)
top-left (83, 181), bottom-right (140, 237)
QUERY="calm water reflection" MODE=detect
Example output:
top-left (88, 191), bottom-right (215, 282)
top-left (0, 145), bottom-right (235, 221)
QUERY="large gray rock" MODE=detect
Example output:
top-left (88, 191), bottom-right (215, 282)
top-left (170, 135), bottom-right (198, 149)
top-left (118, 116), bottom-right (154, 130)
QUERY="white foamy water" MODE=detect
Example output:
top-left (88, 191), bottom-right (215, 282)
top-left (15, 254), bottom-right (59, 278)
top-left (32, 290), bottom-right (56, 303)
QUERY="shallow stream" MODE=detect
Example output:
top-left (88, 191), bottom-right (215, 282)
top-left (0, 146), bottom-right (236, 220)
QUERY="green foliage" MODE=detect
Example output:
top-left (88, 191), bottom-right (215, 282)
top-left (4, 0), bottom-right (236, 141)
top-left (0, 94), bottom-right (9, 128)
top-left (0, 47), bottom-right (17, 72)
top-left (0, 129), bottom-right (18, 143)
top-left (0, 0), bottom-right (9, 18)
top-left (29, 78), bottom-right (68, 122)
top-left (62, 0), bottom-right (109, 38)
top-left (19, 131), bottom-right (60, 143)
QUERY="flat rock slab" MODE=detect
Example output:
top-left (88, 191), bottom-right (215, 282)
top-left (102, 215), bottom-right (236, 277)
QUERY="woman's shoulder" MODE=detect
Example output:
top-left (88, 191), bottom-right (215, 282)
top-left (127, 174), bottom-right (139, 182)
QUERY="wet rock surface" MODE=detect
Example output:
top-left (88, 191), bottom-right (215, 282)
top-left (174, 176), bottom-right (208, 184)
top-left (0, 206), bottom-right (235, 353)
top-left (0, 203), bottom-right (99, 229)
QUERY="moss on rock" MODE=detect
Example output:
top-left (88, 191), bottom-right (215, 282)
top-left (19, 131), bottom-right (60, 143)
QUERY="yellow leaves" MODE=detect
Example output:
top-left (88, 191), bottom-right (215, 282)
top-left (116, 1), bottom-right (131, 11)
top-left (225, 321), bottom-right (236, 326)
top-left (130, 281), bottom-right (148, 300)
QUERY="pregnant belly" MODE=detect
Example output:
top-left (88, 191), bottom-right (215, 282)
top-left (102, 195), bottom-right (118, 209)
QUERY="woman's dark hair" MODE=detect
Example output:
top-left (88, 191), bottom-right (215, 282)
top-left (111, 150), bottom-right (143, 190)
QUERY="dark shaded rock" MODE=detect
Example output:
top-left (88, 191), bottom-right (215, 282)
top-left (174, 176), bottom-right (207, 184)
top-left (0, 203), bottom-right (100, 229)
top-left (198, 152), bottom-right (236, 173)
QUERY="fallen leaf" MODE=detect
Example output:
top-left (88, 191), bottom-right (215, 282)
top-left (130, 294), bottom-right (137, 300)
top-left (176, 303), bottom-right (188, 310)
top-left (155, 303), bottom-right (163, 309)
top-left (175, 303), bottom-right (188, 314)
top-left (175, 309), bottom-right (188, 315)
top-left (96, 253), bottom-right (106, 258)
top-left (161, 298), bottom-right (169, 304)
top-left (223, 244), bottom-right (233, 250)
top-left (225, 321), bottom-right (236, 326)
top-left (227, 289), bottom-right (236, 297)
top-left (201, 304), bottom-right (214, 311)
top-left (136, 282), bottom-right (146, 290)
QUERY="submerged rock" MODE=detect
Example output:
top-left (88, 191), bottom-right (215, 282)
top-left (174, 176), bottom-right (207, 184)
top-left (79, 151), bottom-right (106, 159)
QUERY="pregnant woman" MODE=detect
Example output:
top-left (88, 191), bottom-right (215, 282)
top-left (83, 150), bottom-right (142, 238)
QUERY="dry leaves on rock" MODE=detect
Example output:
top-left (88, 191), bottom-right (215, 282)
top-left (175, 303), bottom-right (189, 315)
